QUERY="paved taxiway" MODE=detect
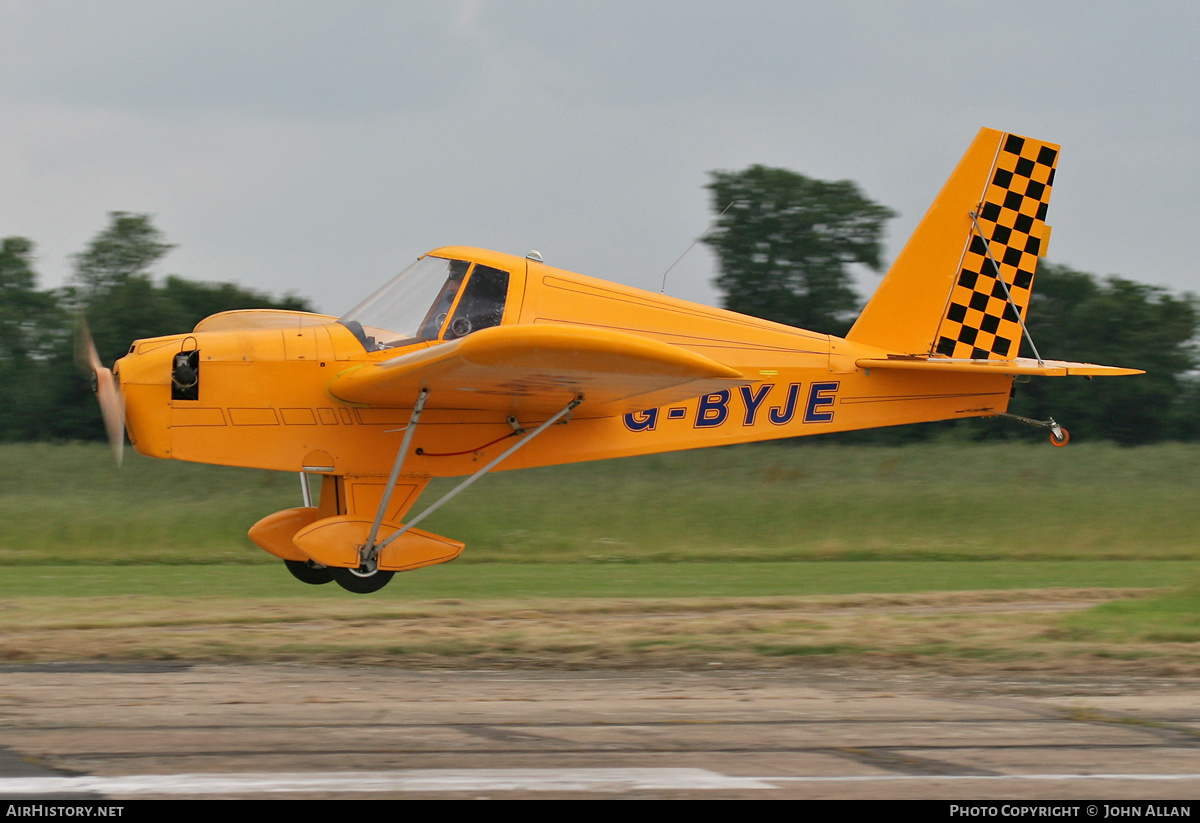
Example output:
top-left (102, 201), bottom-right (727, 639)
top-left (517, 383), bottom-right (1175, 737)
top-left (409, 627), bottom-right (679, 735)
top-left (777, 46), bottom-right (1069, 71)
top-left (0, 664), bottom-right (1197, 799)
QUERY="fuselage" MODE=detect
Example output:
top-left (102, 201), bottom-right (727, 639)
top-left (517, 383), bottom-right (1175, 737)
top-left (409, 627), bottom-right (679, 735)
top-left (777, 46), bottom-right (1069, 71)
top-left (115, 245), bottom-right (1013, 479)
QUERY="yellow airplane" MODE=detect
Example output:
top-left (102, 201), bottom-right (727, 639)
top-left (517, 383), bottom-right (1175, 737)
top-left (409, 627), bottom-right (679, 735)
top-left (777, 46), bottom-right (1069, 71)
top-left (81, 128), bottom-right (1140, 593)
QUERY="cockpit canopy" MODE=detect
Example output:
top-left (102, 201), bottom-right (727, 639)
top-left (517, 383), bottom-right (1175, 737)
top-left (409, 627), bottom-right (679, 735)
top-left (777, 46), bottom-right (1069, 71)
top-left (339, 255), bottom-right (510, 352)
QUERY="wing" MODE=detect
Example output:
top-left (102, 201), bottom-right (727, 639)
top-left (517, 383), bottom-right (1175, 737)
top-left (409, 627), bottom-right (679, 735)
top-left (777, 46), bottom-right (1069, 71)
top-left (329, 324), bottom-right (749, 415)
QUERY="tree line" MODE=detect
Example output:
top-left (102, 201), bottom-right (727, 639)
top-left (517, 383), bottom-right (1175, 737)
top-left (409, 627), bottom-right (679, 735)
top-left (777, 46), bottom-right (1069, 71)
top-left (0, 213), bottom-right (310, 442)
top-left (2, 178), bottom-right (1195, 446)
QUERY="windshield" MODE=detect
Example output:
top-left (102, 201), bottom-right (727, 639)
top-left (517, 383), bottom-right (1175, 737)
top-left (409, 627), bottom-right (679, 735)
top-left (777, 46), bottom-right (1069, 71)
top-left (339, 256), bottom-right (470, 351)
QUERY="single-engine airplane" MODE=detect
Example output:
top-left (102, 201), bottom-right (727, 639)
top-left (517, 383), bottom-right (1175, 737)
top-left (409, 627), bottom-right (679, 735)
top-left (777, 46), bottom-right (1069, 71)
top-left (81, 128), bottom-right (1141, 593)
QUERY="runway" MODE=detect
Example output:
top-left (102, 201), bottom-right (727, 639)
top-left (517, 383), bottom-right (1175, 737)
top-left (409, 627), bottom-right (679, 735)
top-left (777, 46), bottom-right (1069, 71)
top-left (0, 663), bottom-right (1197, 799)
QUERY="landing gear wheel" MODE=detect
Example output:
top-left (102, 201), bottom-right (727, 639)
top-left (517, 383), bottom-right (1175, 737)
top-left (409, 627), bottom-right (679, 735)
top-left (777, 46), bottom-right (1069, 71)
top-left (284, 559), bottom-right (333, 585)
top-left (1051, 427), bottom-right (1070, 447)
top-left (330, 565), bottom-right (395, 594)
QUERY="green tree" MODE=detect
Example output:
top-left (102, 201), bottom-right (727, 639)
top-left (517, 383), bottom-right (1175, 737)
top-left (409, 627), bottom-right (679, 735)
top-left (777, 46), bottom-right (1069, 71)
top-left (704, 165), bottom-right (895, 335)
top-left (66, 212), bottom-right (183, 365)
top-left (1010, 263), bottom-right (1197, 445)
top-left (71, 212), bottom-right (175, 300)
top-left (0, 238), bottom-right (68, 440)
top-left (0, 238), bottom-right (60, 367)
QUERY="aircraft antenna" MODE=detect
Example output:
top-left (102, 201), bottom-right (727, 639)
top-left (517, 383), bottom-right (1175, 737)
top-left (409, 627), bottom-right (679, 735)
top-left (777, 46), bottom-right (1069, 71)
top-left (659, 200), bottom-right (736, 294)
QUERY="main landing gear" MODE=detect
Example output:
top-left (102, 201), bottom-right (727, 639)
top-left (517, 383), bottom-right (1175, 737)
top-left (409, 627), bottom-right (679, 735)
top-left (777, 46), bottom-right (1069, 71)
top-left (329, 565), bottom-right (395, 594)
top-left (283, 559), bottom-right (394, 593)
top-left (283, 559), bottom-right (332, 585)
top-left (276, 392), bottom-right (583, 594)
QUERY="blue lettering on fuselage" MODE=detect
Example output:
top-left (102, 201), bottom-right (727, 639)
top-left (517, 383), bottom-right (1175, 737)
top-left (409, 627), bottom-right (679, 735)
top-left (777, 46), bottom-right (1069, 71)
top-left (768, 383), bottom-right (801, 425)
top-left (695, 390), bottom-right (731, 428)
top-left (623, 408), bottom-right (659, 431)
top-left (804, 381), bottom-right (840, 423)
top-left (739, 384), bottom-right (773, 426)
top-left (622, 381), bottom-right (838, 432)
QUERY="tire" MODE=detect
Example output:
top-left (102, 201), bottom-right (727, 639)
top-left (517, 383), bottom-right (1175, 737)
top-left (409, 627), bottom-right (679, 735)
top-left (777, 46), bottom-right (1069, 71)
top-left (1050, 427), bottom-right (1070, 447)
top-left (330, 565), bottom-right (395, 594)
top-left (284, 559), bottom-right (333, 585)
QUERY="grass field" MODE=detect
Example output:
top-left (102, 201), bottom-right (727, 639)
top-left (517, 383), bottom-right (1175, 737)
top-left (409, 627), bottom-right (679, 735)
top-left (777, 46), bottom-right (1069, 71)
top-left (2, 560), bottom-right (1196, 599)
top-left (4, 440), bottom-right (1200, 564)
top-left (0, 441), bottom-right (1197, 667)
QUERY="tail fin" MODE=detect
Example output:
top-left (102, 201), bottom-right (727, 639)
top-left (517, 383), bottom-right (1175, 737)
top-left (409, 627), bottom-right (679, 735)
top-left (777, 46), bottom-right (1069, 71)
top-left (847, 128), bottom-right (1058, 359)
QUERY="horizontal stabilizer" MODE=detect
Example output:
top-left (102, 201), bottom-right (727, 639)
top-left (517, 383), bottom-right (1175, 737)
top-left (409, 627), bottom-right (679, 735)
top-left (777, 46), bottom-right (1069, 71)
top-left (855, 356), bottom-right (1142, 377)
top-left (330, 324), bottom-right (749, 414)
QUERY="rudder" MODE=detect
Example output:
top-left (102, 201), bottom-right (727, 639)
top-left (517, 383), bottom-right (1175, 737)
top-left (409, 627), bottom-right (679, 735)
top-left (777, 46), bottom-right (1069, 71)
top-left (847, 128), bottom-right (1059, 359)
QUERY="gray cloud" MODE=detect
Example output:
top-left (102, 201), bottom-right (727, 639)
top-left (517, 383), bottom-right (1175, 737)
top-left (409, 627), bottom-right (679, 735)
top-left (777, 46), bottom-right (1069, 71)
top-left (1, 0), bottom-right (1196, 317)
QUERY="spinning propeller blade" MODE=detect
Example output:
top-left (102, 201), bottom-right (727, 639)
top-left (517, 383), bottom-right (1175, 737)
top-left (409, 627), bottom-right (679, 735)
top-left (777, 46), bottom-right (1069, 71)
top-left (75, 318), bottom-right (125, 466)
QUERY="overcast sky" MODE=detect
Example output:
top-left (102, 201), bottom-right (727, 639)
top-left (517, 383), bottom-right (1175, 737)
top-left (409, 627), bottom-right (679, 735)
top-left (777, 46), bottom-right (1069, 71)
top-left (2, 1), bottom-right (1196, 316)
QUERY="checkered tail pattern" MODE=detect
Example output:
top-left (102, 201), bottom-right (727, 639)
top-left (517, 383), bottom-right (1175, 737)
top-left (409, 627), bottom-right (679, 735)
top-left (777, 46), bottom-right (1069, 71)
top-left (933, 134), bottom-right (1058, 360)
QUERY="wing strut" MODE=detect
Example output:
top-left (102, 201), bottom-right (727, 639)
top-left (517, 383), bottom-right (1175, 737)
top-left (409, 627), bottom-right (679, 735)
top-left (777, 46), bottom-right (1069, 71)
top-left (363, 387), bottom-right (429, 559)
top-left (363, 394), bottom-right (583, 566)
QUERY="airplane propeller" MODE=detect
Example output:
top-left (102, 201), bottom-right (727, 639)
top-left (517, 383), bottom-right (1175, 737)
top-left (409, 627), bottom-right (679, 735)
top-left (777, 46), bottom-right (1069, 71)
top-left (75, 317), bottom-right (125, 466)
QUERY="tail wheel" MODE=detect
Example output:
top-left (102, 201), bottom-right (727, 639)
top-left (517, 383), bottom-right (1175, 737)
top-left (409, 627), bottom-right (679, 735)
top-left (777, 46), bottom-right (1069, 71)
top-left (284, 559), bottom-right (333, 585)
top-left (1051, 427), bottom-right (1070, 447)
top-left (330, 565), bottom-right (394, 594)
